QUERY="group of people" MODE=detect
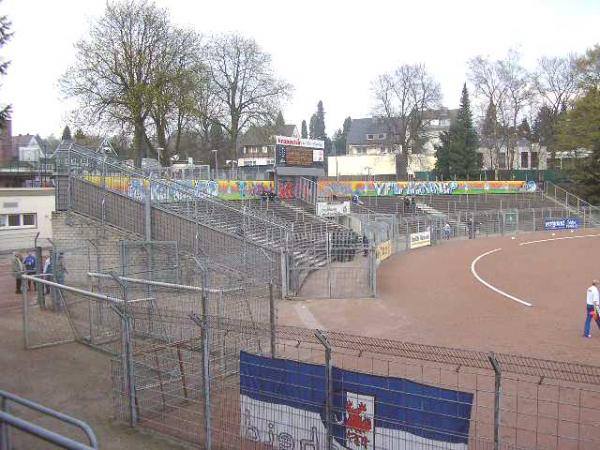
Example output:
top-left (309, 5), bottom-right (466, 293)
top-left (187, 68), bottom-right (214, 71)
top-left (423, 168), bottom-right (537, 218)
top-left (403, 196), bottom-right (417, 213)
top-left (11, 251), bottom-right (66, 300)
top-left (11, 251), bottom-right (52, 294)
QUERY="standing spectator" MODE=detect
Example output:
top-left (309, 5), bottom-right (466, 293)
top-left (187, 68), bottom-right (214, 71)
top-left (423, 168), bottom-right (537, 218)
top-left (403, 197), bottom-right (410, 213)
top-left (467, 218), bottom-right (475, 239)
top-left (410, 197), bottom-right (416, 213)
top-left (584, 280), bottom-right (600, 338)
top-left (443, 222), bottom-right (452, 240)
top-left (23, 251), bottom-right (37, 291)
top-left (43, 255), bottom-right (52, 294)
top-left (11, 252), bottom-right (24, 294)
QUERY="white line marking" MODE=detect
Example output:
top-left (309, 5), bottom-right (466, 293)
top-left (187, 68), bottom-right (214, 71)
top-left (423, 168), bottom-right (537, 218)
top-left (520, 233), bottom-right (600, 246)
top-left (470, 248), bottom-right (533, 307)
top-left (293, 303), bottom-right (326, 329)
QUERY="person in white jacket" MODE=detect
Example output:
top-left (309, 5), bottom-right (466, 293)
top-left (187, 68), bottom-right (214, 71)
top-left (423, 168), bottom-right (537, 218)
top-left (584, 280), bottom-right (600, 338)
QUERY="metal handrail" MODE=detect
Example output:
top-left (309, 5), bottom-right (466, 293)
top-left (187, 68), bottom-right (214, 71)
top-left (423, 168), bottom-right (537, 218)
top-left (60, 142), bottom-right (289, 231)
top-left (0, 390), bottom-right (98, 450)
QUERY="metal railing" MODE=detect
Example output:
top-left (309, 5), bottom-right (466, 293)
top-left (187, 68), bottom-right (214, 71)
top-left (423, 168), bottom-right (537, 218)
top-left (0, 390), bottom-right (98, 450)
top-left (543, 181), bottom-right (600, 222)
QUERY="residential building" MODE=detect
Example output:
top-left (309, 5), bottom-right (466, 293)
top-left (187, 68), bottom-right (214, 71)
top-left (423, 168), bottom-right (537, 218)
top-left (14, 134), bottom-right (48, 163)
top-left (0, 187), bottom-right (55, 251)
top-left (478, 139), bottom-right (548, 170)
top-left (237, 124), bottom-right (299, 169)
top-left (333, 109), bottom-right (457, 177)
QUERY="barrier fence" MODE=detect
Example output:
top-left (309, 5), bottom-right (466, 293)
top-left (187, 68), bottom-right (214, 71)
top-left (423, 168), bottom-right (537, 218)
top-left (20, 274), bottom-right (600, 450)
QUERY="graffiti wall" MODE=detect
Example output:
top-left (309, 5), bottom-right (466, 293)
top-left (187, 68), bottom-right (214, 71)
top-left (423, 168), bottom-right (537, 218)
top-left (84, 176), bottom-right (275, 201)
top-left (85, 176), bottom-right (538, 202)
top-left (318, 180), bottom-right (538, 197)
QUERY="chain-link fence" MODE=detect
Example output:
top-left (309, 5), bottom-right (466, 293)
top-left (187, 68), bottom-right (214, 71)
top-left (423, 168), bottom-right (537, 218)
top-left (287, 231), bottom-right (375, 299)
top-left (110, 315), bottom-right (600, 450)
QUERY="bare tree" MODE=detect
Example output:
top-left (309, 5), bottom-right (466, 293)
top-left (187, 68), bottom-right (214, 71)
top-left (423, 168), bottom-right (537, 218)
top-left (498, 50), bottom-right (534, 169)
top-left (149, 29), bottom-right (205, 164)
top-left (204, 33), bottom-right (293, 159)
top-left (468, 55), bottom-right (509, 170)
top-left (61, 0), bottom-right (174, 166)
top-left (371, 64), bottom-right (441, 177)
top-left (468, 51), bottom-right (534, 170)
top-left (533, 55), bottom-right (579, 115)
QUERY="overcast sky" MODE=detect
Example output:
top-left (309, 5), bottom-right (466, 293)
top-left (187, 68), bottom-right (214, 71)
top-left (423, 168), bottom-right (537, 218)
top-left (2, 0), bottom-right (599, 138)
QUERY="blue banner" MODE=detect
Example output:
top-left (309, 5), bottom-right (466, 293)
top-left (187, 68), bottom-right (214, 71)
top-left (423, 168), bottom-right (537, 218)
top-left (240, 351), bottom-right (473, 449)
top-left (544, 218), bottom-right (581, 230)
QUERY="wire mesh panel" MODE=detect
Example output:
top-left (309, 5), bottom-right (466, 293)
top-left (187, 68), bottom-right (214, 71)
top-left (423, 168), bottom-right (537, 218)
top-left (120, 240), bottom-right (179, 283)
top-left (22, 283), bottom-right (74, 350)
top-left (114, 317), bottom-right (600, 450)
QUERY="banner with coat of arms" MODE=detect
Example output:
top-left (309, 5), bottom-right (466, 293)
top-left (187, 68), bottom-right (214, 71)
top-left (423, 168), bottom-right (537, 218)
top-left (240, 351), bottom-right (473, 449)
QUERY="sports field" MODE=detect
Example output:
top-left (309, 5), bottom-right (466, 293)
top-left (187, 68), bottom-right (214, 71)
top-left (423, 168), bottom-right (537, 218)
top-left (279, 229), bottom-right (600, 365)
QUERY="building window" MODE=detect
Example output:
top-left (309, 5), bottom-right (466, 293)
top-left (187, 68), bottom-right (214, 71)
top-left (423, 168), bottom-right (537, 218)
top-left (531, 152), bottom-right (539, 168)
top-left (520, 152), bottom-right (529, 169)
top-left (378, 133), bottom-right (386, 140)
top-left (0, 213), bottom-right (37, 229)
top-left (366, 134), bottom-right (374, 140)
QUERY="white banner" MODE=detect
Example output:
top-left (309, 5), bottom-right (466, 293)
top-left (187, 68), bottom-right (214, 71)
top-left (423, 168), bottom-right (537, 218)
top-left (313, 149), bottom-right (324, 161)
top-left (410, 231), bottom-right (431, 249)
top-left (275, 135), bottom-right (325, 149)
top-left (317, 201), bottom-right (350, 217)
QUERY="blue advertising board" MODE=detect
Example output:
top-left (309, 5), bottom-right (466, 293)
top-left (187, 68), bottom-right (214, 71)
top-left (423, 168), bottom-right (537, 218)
top-left (544, 218), bottom-right (581, 230)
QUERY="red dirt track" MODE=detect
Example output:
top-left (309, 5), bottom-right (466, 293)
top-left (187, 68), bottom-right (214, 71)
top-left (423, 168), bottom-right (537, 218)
top-left (279, 229), bottom-right (600, 365)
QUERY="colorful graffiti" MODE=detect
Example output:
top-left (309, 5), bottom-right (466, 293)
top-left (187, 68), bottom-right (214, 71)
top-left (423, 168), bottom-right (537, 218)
top-left (85, 176), bottom-right (538, 202)
top-left (85, 176), bottom-right (275, 201)
top-left (317, 180), bottom-right (538, 197)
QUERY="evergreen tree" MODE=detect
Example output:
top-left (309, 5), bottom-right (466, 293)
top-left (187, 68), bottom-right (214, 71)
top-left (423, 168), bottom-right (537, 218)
top-left (61, 125), bottom-right (72, 141)
top-left (435, 83), bottom-right (480, 179)
top-left (308, 114), bottom-right (317, 139)
top-left (301, 120), bottom-right (308, 138)
top-left (434, 131), bottom-right (452, 179)
top-left (314, 100), bottom-right (326, 140)
top-left (209, 122), bottom-right (225, 151)
top-left (0, 5), bottom-right (12, 128)
top-left (517, 118), bottom-right (531, 139)
top-left (275, 111), bottom-right (285, 127)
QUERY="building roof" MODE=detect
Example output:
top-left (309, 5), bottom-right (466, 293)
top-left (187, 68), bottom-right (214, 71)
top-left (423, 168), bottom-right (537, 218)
top-left (348, 110), bottom-right (459, 146)
top-left (238, 124), bottom-right (297, 147)
top-left (346, 118), bottom-right (403, 146)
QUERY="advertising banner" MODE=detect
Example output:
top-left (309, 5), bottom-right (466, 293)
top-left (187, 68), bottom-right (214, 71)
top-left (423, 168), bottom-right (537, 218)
top-left (316, 201), bottom-right (351, 217)
top-left (376, 240), bottom-right (392, 262)
top-left (275, 136), bottom-right (325, 149)
top-left (544, 218), bottom-right (581, 230)
top-left (410, 231), bottom-right (431, 249)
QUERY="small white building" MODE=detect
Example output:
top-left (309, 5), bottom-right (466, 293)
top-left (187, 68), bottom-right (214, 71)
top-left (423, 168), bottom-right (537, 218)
top-left (0, 188), bottom-right (55, 252)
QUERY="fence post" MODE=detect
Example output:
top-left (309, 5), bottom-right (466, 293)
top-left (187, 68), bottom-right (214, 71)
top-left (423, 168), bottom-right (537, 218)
top-left (488, 353), bottom-right (502, 450)
top-left (370, 243), bottom-right (377, 297)
top-left (269, 281), bottom-right (276, 357)
top-left (200, 270), bottom-right (212, 450)
top-left (22, 281), bottom-right (29, 349)
top-left (315, 330), bottom-right (333, 450)
top-left (145, 181), bottom-right (152, 242)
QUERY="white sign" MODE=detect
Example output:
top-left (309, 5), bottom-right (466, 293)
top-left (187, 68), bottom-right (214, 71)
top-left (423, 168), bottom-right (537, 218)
top-left (275, 136), bottom-right (325, 149)
top-left (316, 201), bottom-right (351, 217)
top-left (313, 149), bottom-right (324, 162)
top-left (410, 231), bottom-right (431, 249)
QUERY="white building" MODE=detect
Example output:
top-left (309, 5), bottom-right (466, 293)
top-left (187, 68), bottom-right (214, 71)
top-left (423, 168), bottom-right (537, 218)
top-left (478, 139), bottom-right (548, 170)
top-left (0, 188), bottom-right (55, 251)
